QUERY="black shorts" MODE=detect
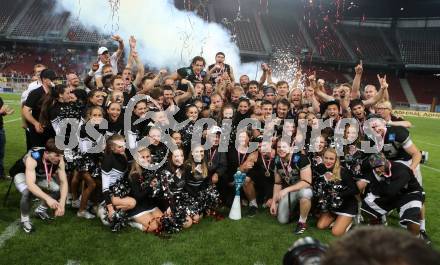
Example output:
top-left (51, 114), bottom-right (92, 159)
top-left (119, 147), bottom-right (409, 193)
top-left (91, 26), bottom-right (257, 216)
top-left (361, 191), bottom-right (423, 225)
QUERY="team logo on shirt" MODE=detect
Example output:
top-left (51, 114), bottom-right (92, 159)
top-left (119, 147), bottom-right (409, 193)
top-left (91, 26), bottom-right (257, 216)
top-left (388, 133), bottom-right (396, 142)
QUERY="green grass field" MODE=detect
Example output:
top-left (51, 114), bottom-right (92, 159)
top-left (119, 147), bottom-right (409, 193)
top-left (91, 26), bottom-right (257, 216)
top-left (0, 93), bottom-right (438, 265)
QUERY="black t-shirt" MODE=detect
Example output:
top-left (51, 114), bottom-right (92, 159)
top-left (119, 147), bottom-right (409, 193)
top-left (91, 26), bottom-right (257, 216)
top-left (274, 152), bottom-right (310, 188)
top-left (363, 161), bottom-right (422, 197)
top-left (24, 86), bottom-right (47, 127)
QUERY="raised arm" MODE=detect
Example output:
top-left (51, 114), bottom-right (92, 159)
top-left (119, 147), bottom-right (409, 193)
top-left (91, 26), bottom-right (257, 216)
top-left (132, 51), bottom-right (145, 88)
top-left (363, 74), bottom-right (388, 107)
top-left (312, 74), bottom-right (334, 102)
top-left (351, 61), bottom-right (362, 99)
top-left (112, 35), bottom-right (124, 59)
top-left (175, 79), bottom-right (195, 105)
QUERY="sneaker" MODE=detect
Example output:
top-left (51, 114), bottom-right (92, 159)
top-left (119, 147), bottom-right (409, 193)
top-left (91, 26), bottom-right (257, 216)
top-left (97, 205), bottom-right (110, 226)
top-left (34, 210), bottom-right (54, 221)
top-left (420, 230), bottom-right (432, 245)
top-left (71, 199), bottom-right (80, 209)
top-left (77, 210), bottom-right (96, 219)
top-left (21, 221), bottom-right (34, 233)
top-left (247, 206), bottom-right (258, 217)
top-left (294, 222), bottom-right (307, 235)
top-left (66, 194), bottom-right (73, 206)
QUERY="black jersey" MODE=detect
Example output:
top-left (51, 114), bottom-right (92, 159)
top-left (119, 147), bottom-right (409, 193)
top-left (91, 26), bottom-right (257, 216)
top-left (274, 152), bottom-right (310, 189)
top-left (382, 126), bottom-right (412, 161)
top-left (11, 148), bottom-right (60, 182)
top-left (31, 148), bottom-right (59, 182)
top-left (101, 153), bottom-right (128, 195)
top-left (363, 161), bottom-right (423, 198)
top-left (177, 66), bottom-right (207, 91)
top-left (106, 115), bottom-right (124, 138)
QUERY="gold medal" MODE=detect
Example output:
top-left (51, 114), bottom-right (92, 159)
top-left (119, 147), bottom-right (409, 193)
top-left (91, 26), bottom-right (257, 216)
top-left (265, 171), bottom-right (270, 177)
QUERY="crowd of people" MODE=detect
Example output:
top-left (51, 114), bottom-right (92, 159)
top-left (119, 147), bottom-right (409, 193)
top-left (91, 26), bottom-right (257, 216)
top-left (4, 34), bottom-right (431, 244)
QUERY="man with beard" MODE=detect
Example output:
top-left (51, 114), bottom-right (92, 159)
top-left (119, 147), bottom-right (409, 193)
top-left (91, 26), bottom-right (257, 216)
top-left (207, 52), bottom-right (235, 84)
top-left (170, 56), bottom-right (207, 91)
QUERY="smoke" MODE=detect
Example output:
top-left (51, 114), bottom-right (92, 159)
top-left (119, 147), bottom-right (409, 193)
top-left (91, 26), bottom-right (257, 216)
top-left (55, 0), bottom-right (261, 78)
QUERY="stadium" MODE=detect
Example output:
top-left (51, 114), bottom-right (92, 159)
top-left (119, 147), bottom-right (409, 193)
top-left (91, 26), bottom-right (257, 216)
top-left (0, 0), bottom-right (439, 264)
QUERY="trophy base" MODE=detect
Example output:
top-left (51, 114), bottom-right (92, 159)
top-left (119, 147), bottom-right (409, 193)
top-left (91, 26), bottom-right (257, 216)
top-left (229, 195), bottom-right (242, 220)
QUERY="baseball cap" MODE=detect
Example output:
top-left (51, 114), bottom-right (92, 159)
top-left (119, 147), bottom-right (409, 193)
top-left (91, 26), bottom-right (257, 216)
top-left (98, 47), bottom-right (109, 55)
top-left (209, 126), bottom-right (222, 134)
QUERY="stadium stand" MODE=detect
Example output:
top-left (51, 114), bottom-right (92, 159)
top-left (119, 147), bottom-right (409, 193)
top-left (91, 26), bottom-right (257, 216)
top-left (340, 25), bottom-right (395, 64)
top-left (407, 73), bottom-right (440, 104)
top-left (0, 0), bottom-right (25, 34)
top-left (307, 22), bottom-right (351, 62)
top-left (261, 16), bottom-right (307, 53)
top-left (66, 23), bottom-right (103, 44)
top-left (9, 0), bottom-right (69, 39)
top-left (398, 28), bottom-right (440, 65)
top-left (213, 0), bottom-right (265, 53)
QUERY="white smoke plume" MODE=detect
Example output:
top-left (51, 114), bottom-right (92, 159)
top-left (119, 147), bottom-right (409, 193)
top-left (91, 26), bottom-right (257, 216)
top-left (55, 0), bottom-right (261, 78)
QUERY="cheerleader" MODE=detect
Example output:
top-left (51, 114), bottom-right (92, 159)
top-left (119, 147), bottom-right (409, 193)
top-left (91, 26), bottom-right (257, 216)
top-left (170, 131), bottom-right (183, 149)
top-left (101, 135), bottom-right (136, 230)
top-left (40, 84), bottom-right (83, 204)
top-left (127, 99), bottom-right (149, 150)
top-left (147, 127), bottom-right (168, 167)
top-left (308, 134), bottom-right (328, 176)
top-left (127, 147), bottom-right (163, 232)
top-left (341, 124), bottom-right (367, 186)
top-left (160, 148), bottom-right (193, 232)
top-left (72, 106), bottom-right (106, 219)
top-left (179, 104), bottom-right (199, 156)
top-left (105, 102), bottom-right (124, 138)
top-left (182, 145), bottom-right (220, 224)
top-left (314, 148), bottom-right (359, 236)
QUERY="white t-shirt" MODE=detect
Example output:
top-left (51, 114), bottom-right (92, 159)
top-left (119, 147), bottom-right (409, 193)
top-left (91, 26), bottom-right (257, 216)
top-left (21, 80), bottom-right (42, 104)
top-left (95, 52), bottom-right (119, 77)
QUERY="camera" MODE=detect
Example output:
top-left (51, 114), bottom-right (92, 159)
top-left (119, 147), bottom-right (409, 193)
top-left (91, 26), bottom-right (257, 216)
top-left (283, 237), bottom-right (327, 265)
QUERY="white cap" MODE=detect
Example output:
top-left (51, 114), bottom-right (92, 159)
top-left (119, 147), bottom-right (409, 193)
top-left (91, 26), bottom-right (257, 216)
top-left (209, 126), bottom-right (222, 134)
top-left (97, 47), bottom-right (109, 55)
